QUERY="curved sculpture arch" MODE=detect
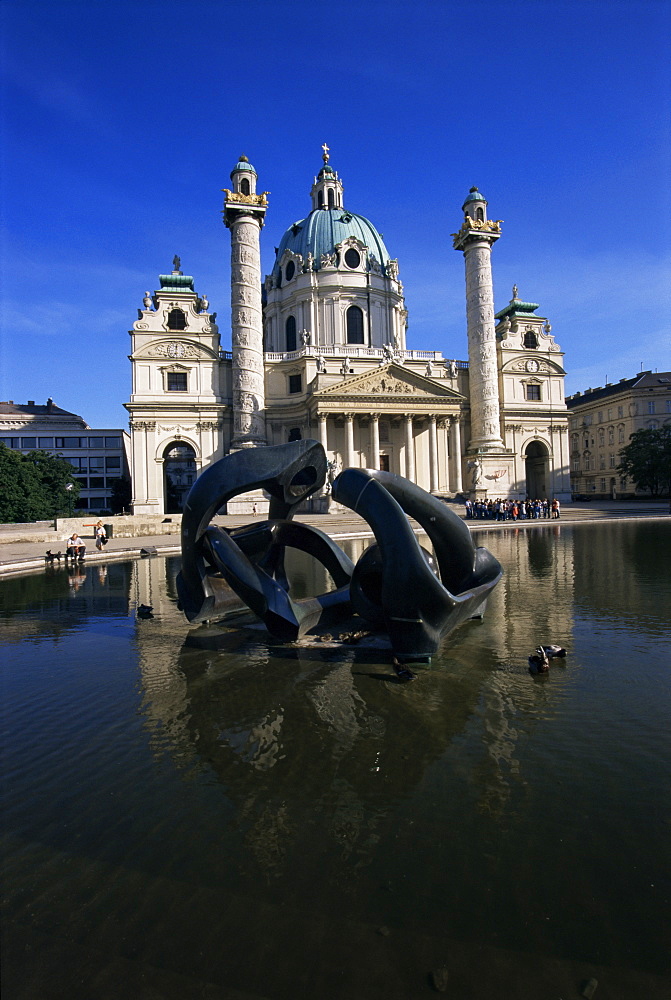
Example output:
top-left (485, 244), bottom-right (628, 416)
top-left (177, 441), bottom-right (502, 662)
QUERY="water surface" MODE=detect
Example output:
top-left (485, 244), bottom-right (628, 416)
top-left (1, 522), bottom-right (670, 999)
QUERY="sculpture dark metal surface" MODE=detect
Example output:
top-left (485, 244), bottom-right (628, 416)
top-left (177, 441), bottom-right (502, 662)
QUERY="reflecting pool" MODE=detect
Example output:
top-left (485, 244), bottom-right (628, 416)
top-left (1, 521), bottom-right (670, 999)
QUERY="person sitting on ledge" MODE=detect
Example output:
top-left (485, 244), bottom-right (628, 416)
top-left (67, 532), bottom-right (86, 562)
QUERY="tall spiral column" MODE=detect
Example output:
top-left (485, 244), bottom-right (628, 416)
top-left (223, 155), bottom-right (268, 449)
top-left (453, 187), bottom-right (504, 452)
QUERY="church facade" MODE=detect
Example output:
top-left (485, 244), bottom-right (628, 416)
top-left (126, 150), bottom-right (571, 513)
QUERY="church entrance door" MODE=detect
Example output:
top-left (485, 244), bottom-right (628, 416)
top-left (163, 442), bottom-right (197, 513)
top-left (524, 441), bottom-right (549, 499)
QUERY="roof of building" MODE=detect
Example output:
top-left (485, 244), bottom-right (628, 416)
top-left (566, 371), bottom-right (671, 407)
top-left (158, 273), bottom-right (195, 292)
top-left (272, 207), bottom-right (392, 276)
top-left (462, 186), bottom-right (487, 207)
top-left (231, 154), bottom-right (257, 177)
top-left (0, 399), bottom-right (87, 422)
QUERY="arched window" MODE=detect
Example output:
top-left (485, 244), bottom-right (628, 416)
top-left (476, 207), bottom-right (484, 221)
top-left (328, 189), bottom-right (335, 208)
top-left (523, 329), bottom-right (538, 349)
top-left (346, 305), bottom-right (364, 345)
top-left (240, 178), bottom-right (250, 196)
top-left (285, 315), bottom-right (296, 352)
top-left (318, 191), bottom-right (323, 208)
top-left (167, 308), bottom-right (186, 330)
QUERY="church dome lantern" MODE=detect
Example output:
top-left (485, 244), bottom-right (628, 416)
top-left (230, 153), bottom-right (257, 196)
top-left (462, 186), bottom-right (488, 224)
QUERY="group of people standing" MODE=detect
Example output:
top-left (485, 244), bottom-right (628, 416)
top-left (465, 498), bottom-right (561, 521)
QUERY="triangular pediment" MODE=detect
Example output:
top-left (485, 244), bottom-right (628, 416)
top-left (314, 362), bottom-right (464, 401)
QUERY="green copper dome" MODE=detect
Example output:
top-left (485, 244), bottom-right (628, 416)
top-left (462, 186), bottom-right (487, 208)
top-left (272, 208), bottom-right (392, 276)
top-left (231, 154), bottom-right (257, 178)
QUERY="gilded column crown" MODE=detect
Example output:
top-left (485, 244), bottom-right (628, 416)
top-left (452, 187), bottom-right (502, 249)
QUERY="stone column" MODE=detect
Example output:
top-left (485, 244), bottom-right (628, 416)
top-left (453, 201), bottom-right (504, 452)
top-left (451, 418), bottom-right (463, 493)
top-left (428, 415), bottom-right (438, 493)
top-left (318, 412), bottom-right (328, 450)
top-left (224, 177), bottom-right (268, 450)
top-left (344, 413), bottom-right (355, 469)
top-left (404, 415), bottom-right (415, 482)
top-left (370, 413), bottom-right (380, 471)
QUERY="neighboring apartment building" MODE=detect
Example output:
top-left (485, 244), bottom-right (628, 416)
top-left (566, 371), bottom-right (671, 498)
top-left (0, 398), bottom-right (130, 513)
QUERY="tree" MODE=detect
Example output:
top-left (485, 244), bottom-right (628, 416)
top-left (617, 425), bottom-right (671, 497)
top-left (109, 476), bottom-right (132, 514)
top-left (0, 445), bottom-right (81, 523)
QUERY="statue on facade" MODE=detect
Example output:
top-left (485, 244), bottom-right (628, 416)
top-left (315, 355), bottom-right (326, 374)
top-left (468, 458), bottom-right (482, 487)
top-left (512, 284), bottom-right (518, 299)
top-left (300, 329), bottom-right (311, 347)
top-left (340, 357), bottom-right (351, 375)
top-left (425, 360), bottom-right (434, 377)
top-left (446, 359), bottom-right (458, 378)
top-left (173, 255), bottom-right (181, 272)
top-left (381, 343), bottom-right (394, 364)
top-left (200, 293), bottom-right (209, 311)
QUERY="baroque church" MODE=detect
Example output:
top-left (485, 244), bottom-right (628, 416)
top-left (126, 148), bottom-right (571, 513)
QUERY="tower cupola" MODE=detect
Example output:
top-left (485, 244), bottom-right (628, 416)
top-left (230, 154), bottom-right (258, 197)
top-left (462, 186), bottom-right (488, 224)
top-left (310, 143), bottom-right (344, 210)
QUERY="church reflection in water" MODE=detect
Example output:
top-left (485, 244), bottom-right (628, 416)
top-left (129, 525), bottom-right (578, 883)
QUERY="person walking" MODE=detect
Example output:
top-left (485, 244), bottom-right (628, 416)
top-left (552, 498), bottom-right (561, 519)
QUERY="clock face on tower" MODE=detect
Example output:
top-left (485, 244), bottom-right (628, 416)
top-left (167, 342), bottom-right (185, 359)
top-left (525, 358), bottom-right (540, 373)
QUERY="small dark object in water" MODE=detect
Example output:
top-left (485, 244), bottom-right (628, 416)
top-left (542, 644), bottom-right (567, 658)
top-left (529, 646), bottom-right (550, 673)
top-left (137, 604), bottom-right (154, 619)
top-left (393, 658), bottom-right (418, 683)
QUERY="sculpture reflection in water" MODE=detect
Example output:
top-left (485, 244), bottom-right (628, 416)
top-left (177, 441), bottom-right (502, 663)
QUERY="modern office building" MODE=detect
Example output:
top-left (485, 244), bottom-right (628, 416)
top-left (0, 398), bottom-right (130, 513)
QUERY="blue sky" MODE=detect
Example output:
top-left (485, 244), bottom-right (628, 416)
top-left (1, 0), bottom-right (670, 429)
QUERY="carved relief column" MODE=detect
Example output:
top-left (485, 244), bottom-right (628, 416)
top-left (453, 192), bottom-right (504, 452)
top-left (404, 415), bottom-right (415, 482)
top-left (370, 413), bottom-right (380, 471)
top-left (223, 162), bottom-right (268, 450)
top-left (428, 414), bottom-right (438, 493)
top-left (344, 413), bottom-right (355, 469)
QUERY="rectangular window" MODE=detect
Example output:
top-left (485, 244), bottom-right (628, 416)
top-left (289, 374), bottom-right (302, 394)
top-left (105, 436), bottom-right (121, 448)
top-left (76, 497), bottom-right (88, 508)
top-left (64, 437), bottom-right (82, 447)
top-left (1, 437), bottom-right (19, 448)
top-left (74, 477), bottom-right (88, 488)
top-left (666, 400), bottom-right (671, 413)
top-left (105, 456), bottom-right (121, 471)
top-left (65, 456), bottom-right (86, 470)
top-left (20, 437), bottom-right (37, 449)
top-left (89, 456), bottom-right (104, 471)
top-left (526, 384), bottom-right (541, 401)
top-left (598, 411), bottom-right (603, 423)
top-left (167, 372), bottom-right (187, 391)
top-left (599, 456), bottom-right (605, 469)
top-left (600, 479), bottom-right (606, 492)
top-left (38, 437), bottom-right (54, 448)
top-left (610, 455), bottom-right (616, 468)
top-left (648, 401), bottom-right (655, 414)
top-left (584, 414), bottom-right (593, 426)
top-left (89, 498), bottom-right (107, 509)
top-left (617, 406), bottom-right (623, 418)
top-left (88, 436), bottom-right (104, 447)
top-left (89, 476), bottom-right (105, 489)
top-left (607, 409), bottom-right (612, 421)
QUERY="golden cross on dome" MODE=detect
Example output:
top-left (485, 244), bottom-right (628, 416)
top-left (321, 142), bottom-right (330, 163)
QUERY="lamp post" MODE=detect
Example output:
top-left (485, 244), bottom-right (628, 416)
top-left (65, 482), bottom-right (74, 519)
